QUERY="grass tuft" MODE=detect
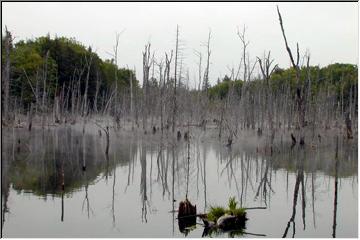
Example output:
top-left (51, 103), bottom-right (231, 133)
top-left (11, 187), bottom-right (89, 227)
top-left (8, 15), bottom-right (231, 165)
top-left (207, 197), bottom-right (246, 222)
top-left (207, 206), bottom-right (226, 222)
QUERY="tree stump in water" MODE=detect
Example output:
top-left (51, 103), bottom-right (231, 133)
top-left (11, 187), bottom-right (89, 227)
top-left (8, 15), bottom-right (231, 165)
top-left (226, 136), bottom-right (232, 147)
top-left (178, 199), bottom-right (197, 234)
top-left (291, 133), bottom-right (296, 145)
top-left (178, 199), bottom-right (196, 218)
top-left (184, 131), bottom-right (189, 141)
top-left (299, 136), bottom-right (305, 146)
top-left (177, 131), bottom-right (182, 140)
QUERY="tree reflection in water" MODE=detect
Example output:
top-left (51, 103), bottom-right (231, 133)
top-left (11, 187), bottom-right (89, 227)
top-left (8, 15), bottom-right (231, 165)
top-left (0, 127), bottom-right (357, 237)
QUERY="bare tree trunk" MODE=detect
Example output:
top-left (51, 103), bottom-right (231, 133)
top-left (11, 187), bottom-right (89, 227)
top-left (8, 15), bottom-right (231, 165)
top-left (200, 30), bottom-right (212, 132)
top-left (142, 43), bottom-right (152, 132)
top-left (164, 51), bottom-right (173, 132)
top-left (257, 51), bottom-right (278, 152)
top-left (27, 103), bottom-right (33, 131)
top-left (237, 26), bottom-right (248, 82)
top-left (277, 6), bottom-right (305, 146)
top-left (105, 126), bottom-right (110, 155)
top-left (94, 70), bottom-right (100, 113)
top-left (112, 33), bottom-right (121, 120)
top-left (83, 51), bottom-right (94, 116)
top-left (42, 50), bottom-right (49, 110)
top-left (345, 111), bottom-right (353, 139)
top-left (194, 50), bottom-right (203, 91)
top-left (130, 67), bottom-right (134, 130)
top-left (172, 25), bottom-right (179, 133)
top-left (203, 30), bottom-right (211, 92)
top-left (2, 27), bottom-right (12, 123)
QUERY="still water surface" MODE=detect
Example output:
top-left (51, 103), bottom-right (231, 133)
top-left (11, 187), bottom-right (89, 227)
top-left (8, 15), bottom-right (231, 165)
top-left (1, 126), bottom-right (358, 237)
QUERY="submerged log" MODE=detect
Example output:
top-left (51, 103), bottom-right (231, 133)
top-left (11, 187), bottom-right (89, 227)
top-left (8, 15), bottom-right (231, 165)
top-left (217, 214), bottom-right (247, 231)
top-left (177, 197), bottom-right (255, 237)
top-left (200, 212), bottom-right (247, 237)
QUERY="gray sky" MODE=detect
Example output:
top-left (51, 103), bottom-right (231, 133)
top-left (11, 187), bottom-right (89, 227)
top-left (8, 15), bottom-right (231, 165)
top-left (2, 2), bottom-right (358, 87)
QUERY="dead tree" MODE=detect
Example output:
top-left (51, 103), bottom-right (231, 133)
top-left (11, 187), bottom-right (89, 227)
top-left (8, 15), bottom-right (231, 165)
top-left (194, 50), bottom-right (203, 91)
top-left (142, 43), bottom-right (152, 131)
top-left (164, 51), bottom-right (173, 131)
top-left (257, 51), bottom-right (278, 151)
top-left (172, 25), bottom-right (180, 133)
top-left (277, 6), bottom-right (306, 145)
top-left (83, 49), bottom-right (94, 116)
top-left (42, 50), bottom-right (49, 112)
top-left (130, 66), bottom-right (135, 130)
top-left (237, 26), bottom-right (257, 130)
top-left (202, 30), bottom-right (211, 92)
top-left (155, 56), bottom-right (166, 133)
top-left (2, 27), bottom-right (12, 123)
top-left (113, 33), bottom-right (120, 116)
top-left (27, 103), bottom-right (33, 131)
top-left (237, 26), bottom-right (249, 83)
top-left (93, 70), bottom-right (101, 113)
top-left (106, 31), bottom-right (124, 119)
top-left (345, 111), bottom-right (353, 139)
top-left (198, 30), bottom-right (212, 131)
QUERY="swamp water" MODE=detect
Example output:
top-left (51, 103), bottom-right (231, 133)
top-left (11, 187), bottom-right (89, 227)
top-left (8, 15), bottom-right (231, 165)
top-left (1, 126), bottom-right (358, 237)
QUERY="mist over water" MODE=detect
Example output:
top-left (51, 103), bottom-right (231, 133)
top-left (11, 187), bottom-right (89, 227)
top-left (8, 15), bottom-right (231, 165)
top-left (1, 125), bottom-right (357, 237)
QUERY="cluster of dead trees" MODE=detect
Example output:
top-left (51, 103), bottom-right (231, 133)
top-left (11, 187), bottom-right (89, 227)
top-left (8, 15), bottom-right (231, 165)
top-left (2, 8), bottom-right (357, 148)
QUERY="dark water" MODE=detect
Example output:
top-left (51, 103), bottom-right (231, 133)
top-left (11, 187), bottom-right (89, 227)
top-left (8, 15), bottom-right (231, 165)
top-left (1, 126), bottom-right (358, 237)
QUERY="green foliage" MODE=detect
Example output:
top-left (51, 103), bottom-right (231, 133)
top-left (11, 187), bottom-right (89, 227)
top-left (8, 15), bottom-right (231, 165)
top-left (208, 77), bottom-right (243, 100)
top-left (208, 63), bottom-right (357, 113)
top-left (227, 207), bottom-right (246, 218)
top-left (207, 206), bottom-right (226, 222)
top-left (5, 34), bottom-right (140, 110)
top-left (228, 196), bottom-right (237, 211)
top-left (226, 197), bottom-right (245, 217)
top-left (207, 197), bottom-right (246, 222)
top-left (208, 81), bottom-right (229, 100)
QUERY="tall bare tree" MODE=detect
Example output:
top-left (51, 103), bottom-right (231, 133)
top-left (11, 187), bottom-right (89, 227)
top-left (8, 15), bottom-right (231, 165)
top-left (202, 30), bottom-right (212, 92)
top-left (257, 51), bottom-right (278, 151)
top-left (277, 6), bottom-right (306, 145)
top-left (237, 26), bottom-right (249, 82)
top-left (172, 25), bottom-right (180, 132)
top-left (142, 43), bottom-right (152, 131)
top-left (2, 27), bottom-right (13, 122)
top-left (129, 66), bottom-right (135, 130)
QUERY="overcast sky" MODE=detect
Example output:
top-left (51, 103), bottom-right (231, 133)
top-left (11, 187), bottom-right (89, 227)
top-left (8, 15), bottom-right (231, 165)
top-left (2, 2), bottom-right (358, 87)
